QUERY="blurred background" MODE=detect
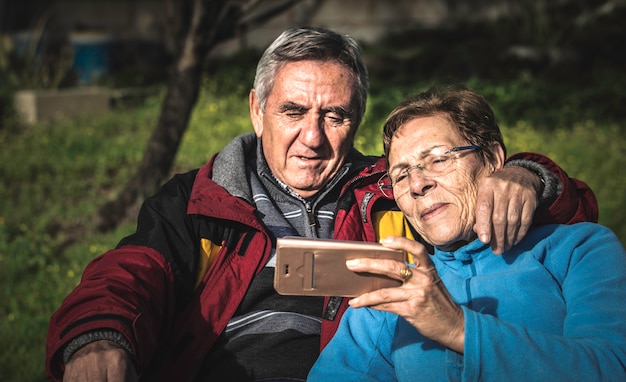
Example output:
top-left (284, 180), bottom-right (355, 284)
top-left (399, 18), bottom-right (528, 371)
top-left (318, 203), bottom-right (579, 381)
top-left (1, 0), bottom-right (625, 380)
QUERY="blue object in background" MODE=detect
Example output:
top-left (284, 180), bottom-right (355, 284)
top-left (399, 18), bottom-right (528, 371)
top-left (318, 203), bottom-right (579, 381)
top-left (70, 32), bottom-right (113, 85)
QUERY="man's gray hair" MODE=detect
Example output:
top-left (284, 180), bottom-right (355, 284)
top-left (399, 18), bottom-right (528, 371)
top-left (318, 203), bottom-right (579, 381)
top-left (253, 26), bottom-right (369, 128)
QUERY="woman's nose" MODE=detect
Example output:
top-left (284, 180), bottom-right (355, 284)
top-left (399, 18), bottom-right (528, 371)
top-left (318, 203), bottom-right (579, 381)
top-left (408, 169), bottom-right (435, 196)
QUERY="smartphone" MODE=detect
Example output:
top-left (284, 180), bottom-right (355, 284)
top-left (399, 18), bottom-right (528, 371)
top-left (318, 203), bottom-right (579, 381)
top-left (273, 236), bottom-right (406, 297)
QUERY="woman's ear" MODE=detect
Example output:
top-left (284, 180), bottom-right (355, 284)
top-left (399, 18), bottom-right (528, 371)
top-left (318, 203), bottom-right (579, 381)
top-left (490, 141), bottom-right (506, 172)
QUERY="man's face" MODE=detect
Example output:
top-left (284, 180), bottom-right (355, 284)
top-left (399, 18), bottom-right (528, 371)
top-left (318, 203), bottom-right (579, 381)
top-left (249, 60), bottom-right (358, 199)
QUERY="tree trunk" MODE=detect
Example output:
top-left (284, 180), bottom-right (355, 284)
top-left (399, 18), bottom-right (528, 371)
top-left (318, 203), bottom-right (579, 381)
top-left (95, 0), bottom-right (232, 231)
top-left (95, 0), bottom-right (304, 232)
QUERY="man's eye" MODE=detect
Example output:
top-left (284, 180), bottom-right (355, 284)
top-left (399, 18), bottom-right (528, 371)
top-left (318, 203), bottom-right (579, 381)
top-left (285, 111), bottom-right (305, 118)
top-left (325, 114), bottom-right (348, 127)
top-left (327, 116), bottom-right (343, 124)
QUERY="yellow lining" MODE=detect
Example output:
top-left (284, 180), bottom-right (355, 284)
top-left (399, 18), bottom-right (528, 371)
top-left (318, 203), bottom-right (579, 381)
top-left (373, 210), bottom-right (416, 264)
top-left (196, 238), bottom-right (223, 288)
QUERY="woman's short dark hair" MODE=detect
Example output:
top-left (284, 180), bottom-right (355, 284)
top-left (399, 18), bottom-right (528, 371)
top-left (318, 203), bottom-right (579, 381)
top-left (382, 85), bottom-right (507, 165)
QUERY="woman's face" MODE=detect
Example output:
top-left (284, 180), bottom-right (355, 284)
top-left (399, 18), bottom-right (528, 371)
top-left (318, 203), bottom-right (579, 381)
top-left (388, 114), bottom-right (490, 251)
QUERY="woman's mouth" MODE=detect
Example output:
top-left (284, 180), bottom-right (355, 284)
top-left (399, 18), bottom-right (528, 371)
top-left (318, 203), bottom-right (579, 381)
top-left (421, 203), bottom-right (447, 220)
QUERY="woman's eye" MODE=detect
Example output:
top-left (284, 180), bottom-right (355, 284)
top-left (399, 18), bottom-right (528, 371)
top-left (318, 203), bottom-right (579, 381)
top-left (431, 156), bottom-right (450, 165)
top-left (395, 173), bottom-right (407, 183)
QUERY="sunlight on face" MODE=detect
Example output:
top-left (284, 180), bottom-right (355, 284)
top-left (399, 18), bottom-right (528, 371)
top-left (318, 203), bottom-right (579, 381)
top-left (388, 115), bottom-right (489, 250)
top-left (250, 60), bottom-right (357, 198)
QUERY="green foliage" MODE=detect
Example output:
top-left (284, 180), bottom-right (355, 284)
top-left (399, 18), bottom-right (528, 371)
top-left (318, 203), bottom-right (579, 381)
top-left (176, 78), bottom-right (252, 169)
top-left (0, 98), bottom-right (157, 381)
top-left (176, 48), bottom-right (260, 169)
top-left (502, 120), bottom-right (626, 240)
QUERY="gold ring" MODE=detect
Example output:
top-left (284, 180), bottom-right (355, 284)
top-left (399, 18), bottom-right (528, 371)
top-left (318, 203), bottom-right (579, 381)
top-left (399, 267), bottom-right (412, 281)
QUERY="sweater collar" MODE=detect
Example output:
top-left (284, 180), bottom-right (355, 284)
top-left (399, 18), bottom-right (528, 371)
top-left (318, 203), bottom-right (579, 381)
top-left (434, 238), bottom-right (491, 262)
top-left (211, 132), bottom-right (258, 204)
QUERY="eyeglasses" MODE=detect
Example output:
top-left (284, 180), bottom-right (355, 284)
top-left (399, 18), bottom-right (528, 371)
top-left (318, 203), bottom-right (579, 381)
top-left (377, 145), bottom-right (479, 198)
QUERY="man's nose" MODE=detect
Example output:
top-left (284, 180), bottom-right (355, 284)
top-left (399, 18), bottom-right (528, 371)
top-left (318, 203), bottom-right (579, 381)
top-left (299, 114), bottom-right (326, 147)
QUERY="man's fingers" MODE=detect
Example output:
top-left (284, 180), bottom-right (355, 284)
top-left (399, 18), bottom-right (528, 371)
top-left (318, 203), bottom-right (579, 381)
top-left (474, 186), bottom-right (495, 244)
top-left (477, 165), bottom-right (542, 254)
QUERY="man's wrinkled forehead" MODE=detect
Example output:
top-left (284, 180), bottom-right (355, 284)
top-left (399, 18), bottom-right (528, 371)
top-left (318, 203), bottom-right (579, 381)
top-left (270, 60), bottom-right (356, 105)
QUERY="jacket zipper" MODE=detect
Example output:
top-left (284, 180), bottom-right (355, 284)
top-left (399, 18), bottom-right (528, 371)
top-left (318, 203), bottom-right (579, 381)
top-left (305, 202), bottom-right (316, 227)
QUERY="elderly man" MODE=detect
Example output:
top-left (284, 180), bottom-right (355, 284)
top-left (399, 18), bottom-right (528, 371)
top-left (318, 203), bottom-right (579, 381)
top-left (46, 27), bottom-right (596, 382)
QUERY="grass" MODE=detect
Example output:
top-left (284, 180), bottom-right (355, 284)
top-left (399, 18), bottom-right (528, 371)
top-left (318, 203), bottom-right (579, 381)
top-left (1, 72), bottom-right (625, 380)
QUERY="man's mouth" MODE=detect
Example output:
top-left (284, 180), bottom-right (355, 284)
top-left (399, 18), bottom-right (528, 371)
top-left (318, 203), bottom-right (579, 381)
top-left (294, 154), bottom-right (325, 165)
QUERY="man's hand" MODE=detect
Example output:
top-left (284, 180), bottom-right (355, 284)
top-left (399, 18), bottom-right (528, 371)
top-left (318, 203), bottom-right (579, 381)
top-left (474, 165), bottom-right (543, 254)
top-left (63, 340), bottom-right (137, 382)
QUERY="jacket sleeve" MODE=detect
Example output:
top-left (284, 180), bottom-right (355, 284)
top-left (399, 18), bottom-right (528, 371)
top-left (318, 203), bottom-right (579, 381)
top-left (45, 246), bottom-right (177, 381)
top-left (505, 152), bottom-right (598, 224)
top-left (46, 171), bottom-right (199, 381)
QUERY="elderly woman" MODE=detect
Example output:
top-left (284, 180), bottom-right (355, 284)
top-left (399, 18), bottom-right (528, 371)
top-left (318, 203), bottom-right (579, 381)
top-left (307, 86), bottom-right (626, 381)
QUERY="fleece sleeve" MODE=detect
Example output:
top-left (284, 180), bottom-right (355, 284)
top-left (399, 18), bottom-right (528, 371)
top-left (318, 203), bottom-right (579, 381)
top-left (462, 225), bottom-right (626, 381)
top-left (309, 308), bottom-right (397, 381)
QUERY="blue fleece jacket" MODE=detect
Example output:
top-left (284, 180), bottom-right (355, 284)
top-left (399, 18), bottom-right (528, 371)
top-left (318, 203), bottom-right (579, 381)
top-left (308, 223), bottom-right (626, 381)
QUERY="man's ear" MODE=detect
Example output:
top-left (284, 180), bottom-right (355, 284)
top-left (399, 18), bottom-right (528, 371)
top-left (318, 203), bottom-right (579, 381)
top-left (249, 89), bottom-right (263, 137)
top-left (490, 142), bottom-right (506, 172)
